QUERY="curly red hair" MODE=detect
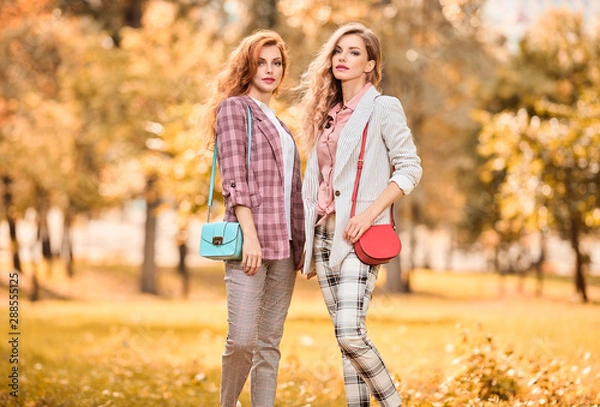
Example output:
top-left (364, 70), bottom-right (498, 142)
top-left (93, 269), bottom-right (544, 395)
top-left (203, 30), bottom-right (289, 144)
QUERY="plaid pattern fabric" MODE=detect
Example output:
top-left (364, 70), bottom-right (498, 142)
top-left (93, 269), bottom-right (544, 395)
top-left (314, 216), bottom-right (401, 407)
top-left (216, 95), bottom-right (305, 267)
top-left (220, 253), bottom-right (296, 407)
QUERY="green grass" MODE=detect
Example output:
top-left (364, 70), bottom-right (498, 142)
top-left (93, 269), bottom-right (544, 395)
top-left (1, 265), bottom-right (599, 406)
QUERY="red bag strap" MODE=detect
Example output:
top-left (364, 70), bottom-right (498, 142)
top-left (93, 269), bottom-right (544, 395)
top-left (350, 124), bottom-right (395, 226)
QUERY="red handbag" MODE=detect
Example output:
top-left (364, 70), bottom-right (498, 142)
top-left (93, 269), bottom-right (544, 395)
top-left (351, 125), bottom-right (401, 265)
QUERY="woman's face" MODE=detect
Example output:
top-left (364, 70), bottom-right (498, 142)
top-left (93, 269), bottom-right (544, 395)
top-left (248, 45), bottom-right (284, 100)
top-left (331, 34), bottom-right (374, 83)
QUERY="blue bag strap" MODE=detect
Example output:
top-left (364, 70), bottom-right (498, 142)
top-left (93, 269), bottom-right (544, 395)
top-left (207, 105), bottom-right (252, 222)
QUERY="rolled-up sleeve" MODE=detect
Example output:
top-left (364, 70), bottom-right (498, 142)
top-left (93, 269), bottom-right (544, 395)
top-left (216, 98), bottom-right (252, 212)
top-left (377, 96), bottom-right (422, 195)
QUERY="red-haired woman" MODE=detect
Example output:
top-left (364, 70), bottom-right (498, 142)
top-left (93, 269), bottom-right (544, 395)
top-left (204, 30), bottom-right (305, 407)
top-left (297, 22), bottom-right (422, 406)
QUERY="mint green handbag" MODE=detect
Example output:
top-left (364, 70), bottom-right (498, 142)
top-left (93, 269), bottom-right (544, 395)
top-left (199, 105), bottom-right (252, 261)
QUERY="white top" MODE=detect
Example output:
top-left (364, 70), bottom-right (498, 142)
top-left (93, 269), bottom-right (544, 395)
top-left (251, 97), bottom-right (294, 239)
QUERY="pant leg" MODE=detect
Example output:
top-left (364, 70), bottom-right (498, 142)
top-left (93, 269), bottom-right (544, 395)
top-left (314, 217), bottom-right (401, 407)
top-left (250, 252), bottom-right (296, 406)
top-left (314, 219), bottom-right (371, 406)
top-left (221, 260), bottom-right (267, 407)
top-left (335, 253), bottom-right (401, 407)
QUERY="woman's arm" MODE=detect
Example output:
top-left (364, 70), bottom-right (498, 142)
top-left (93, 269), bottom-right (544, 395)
top-left (216, 98), bottom-right (254, 213)
top-left (344, 183), bottom-right (404, 243)
top-left (381, 96), bottom-right (423, 195)
top-left (216, 98), bottom-right (263, 274)
top-left (234, 205), bottom-right (262, 275)
top-left (345, 96), bottom-right (422, 243)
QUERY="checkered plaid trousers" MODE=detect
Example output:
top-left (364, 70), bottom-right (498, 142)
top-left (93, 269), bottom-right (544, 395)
top-left (220, 253), bottom-right (296, 407)
top-left (314, 217), bottom-right (401, 407)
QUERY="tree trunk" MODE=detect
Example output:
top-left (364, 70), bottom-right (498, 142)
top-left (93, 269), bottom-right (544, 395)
top-left (2, 175), bottom-right (22, 273)
top-left (384, 205), bottom-right (410, 293)
top-left (407, 201), bottom-right (420, 275)
top-left (36, 187), bottom-right (53, 276)
top-left (246, 0), bottom-right (278, 32)
top-left (516, 245), bottom-right (526, 294)
top-left (177, 234), bottom-right (189, 299)
top-left (496, 245), bottom-right (506, 297)
top-left (445, 228), bottom-right (454, 272)
top-left (30, 266), bottom-right (40, 302)
top-left (62, 206), bottom-right (75, 278)
top-left (124, 0), bottom-right (144, 28)
top-left (140, 175), bottom-right (159, 294)
top-left (535, 229), bottom-right (546, 297)
top-left (106, 0), bottom-right (144, 46)
top-left (570, 213), bottom-right (588, 303)
top-left (29, 243), bottom-right (40, 301)
top-left (384, 257), bottom-right (402, 292)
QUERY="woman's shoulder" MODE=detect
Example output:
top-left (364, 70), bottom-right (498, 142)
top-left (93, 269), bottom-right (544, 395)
top-left (218, 95), bottom-right (247, 109)
top-left (216, 96), bottom-right (250, 119)
top-left (371, 95), bottom-right (407, 126)
top-left (373, 94), bottom-right (405, 116)
top-left (374, 94), bottom-right (401, 108)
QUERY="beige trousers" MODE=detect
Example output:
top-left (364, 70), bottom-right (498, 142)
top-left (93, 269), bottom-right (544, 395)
top-left (220, 251), bottom-right (296, 407)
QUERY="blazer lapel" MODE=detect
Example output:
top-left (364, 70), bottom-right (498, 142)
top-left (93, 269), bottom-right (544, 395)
top-left (333, 86), bottom-right (380, 182)
top-left (243, 95), bottom-right (286, 183)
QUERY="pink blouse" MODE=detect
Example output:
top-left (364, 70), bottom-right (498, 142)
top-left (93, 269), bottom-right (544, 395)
top-left (316, 83), bottom-right (373, 223)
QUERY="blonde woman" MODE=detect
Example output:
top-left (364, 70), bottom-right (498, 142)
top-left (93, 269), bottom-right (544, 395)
top-left (204, 30), bottom-right (305, 407)
top-left (297, 22), bottom-right (422, 406)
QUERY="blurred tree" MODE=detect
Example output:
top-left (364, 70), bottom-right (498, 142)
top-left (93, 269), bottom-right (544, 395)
top-left (472, 9), bottom-right (600, 302)
top-left (246, 0), bottom-right (278, 32)
top-left (0, 4), bottom-right (142, 297)
top-left (55, 0), bottom-right (149, 293)
top-left (54, 0), bottom-right (227, 295)
top-left (0, 0), bottom-right (62, 287)
top-left (1, 0), bottom-right (226, 298)
top-left (48, 15), bottom-right (137, 280)
top-left (116, 0), bottom-right (225, 294)
top-left (1, 176), bottom-right (21, 273)
top-left (375, 0), bottom-right (493, 291)
top-left (56, 0), bottom-right (146, 44)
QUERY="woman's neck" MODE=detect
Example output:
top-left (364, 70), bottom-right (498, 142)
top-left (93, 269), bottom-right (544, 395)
top-left (340, 78), bottom-right (367, 106)
top-left (247, 88), bottom-right (272, 106)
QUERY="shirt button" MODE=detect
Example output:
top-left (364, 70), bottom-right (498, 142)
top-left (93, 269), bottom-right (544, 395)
top-left (230, 182), bottom-right (236, 188)
top-left (335, 190), bottom-right (340, 197)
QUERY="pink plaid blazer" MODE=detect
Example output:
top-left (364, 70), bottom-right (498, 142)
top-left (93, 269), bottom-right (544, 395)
top-left (215, 95), bottom-right (305, 266)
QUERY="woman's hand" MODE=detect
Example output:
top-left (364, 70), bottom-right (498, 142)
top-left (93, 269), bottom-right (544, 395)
top-left (344, 211), bottom-right (374, 243)
top-left (241, 234), bottom-right (262, 276)
top-left (346, 183), bottom-right (405, 243)
top-left (295, 249), bottom-right (306, 272)
top-left (234, 205), bottom-right (262, 275)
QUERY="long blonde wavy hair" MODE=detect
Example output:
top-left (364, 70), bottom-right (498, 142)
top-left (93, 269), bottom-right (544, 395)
top-left (203, 30), bottom-right (289, 144)
top-left (297, 22), bottom-right (382, 151)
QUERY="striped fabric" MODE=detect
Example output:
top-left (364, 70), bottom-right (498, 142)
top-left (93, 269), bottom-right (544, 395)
top-left (302, 86), bottom-right (422, 274)
top-left (314, 216), bottom-right (401, 407)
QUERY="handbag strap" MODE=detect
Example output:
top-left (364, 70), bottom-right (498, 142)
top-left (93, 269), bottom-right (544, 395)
top-left (207, 105), bottom-right (252, 222)
top-left (350, 123), bottom-right (395, 227)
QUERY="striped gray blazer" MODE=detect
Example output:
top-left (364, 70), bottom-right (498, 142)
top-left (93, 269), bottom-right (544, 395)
top-left (302, 86), bottom-right (422, 274)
